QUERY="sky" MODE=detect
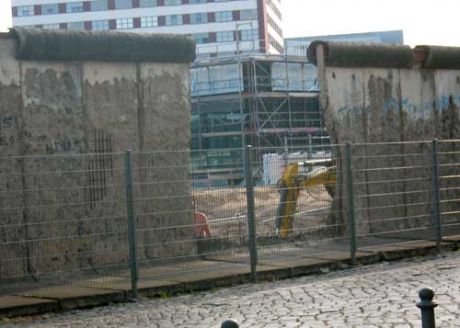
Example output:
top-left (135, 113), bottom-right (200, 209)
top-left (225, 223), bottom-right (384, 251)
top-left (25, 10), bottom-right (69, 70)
top-left (0, 0), bottom-right (459, 47)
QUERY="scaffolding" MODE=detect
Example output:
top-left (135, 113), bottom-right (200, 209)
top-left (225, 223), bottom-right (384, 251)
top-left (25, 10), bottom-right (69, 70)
top-left (190, 54), bottom-right (329, 184)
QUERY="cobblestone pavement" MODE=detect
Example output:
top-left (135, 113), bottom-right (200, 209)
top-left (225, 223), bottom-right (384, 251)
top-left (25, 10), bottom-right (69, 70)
top-left (3, 252), bottom-right (460, 328)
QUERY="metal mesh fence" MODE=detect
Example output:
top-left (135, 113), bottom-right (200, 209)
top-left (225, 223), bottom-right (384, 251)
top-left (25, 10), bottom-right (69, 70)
top-left (1, 140), bottom-right (459, 297)
top-left (131, 148), bottom-right (249, 281)
top-left (0, 153), bottom-right (128, 294)
top-left (438, 140), bottom-right (460, 240)
top-left (351, 141), bottom-right (435, 251)
top-left (250, 144), bottom-right (351, 264)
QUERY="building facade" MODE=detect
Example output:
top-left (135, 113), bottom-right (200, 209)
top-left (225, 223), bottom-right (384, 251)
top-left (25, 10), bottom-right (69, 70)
top-left (11, 0), bottom-right (283, 58)
top-left (285, 30), bottom-right (404, 56)
top-left (190, 30), bottom-right (405, 185)
top-left (190, 54), bottom-right (326, 185)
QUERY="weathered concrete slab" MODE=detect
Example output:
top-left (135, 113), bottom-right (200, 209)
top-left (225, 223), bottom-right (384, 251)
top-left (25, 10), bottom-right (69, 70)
top-left (360, 240), bottom-right (451, 261)
top-left (444, 234), bottom-right (460, 242)
top-left (138, 259), bottom-right (228, 276)
top-left (20, 286), bottom-right (124, 311)
top-left (312, 42), bottom-right (460, 240)
top-left (167, 265), bottom-right (252, 283)
top-left (83, 277), bottom-right (185, 298)
top-left (85, 278), bottom-right (181, 292)
top-left (255, 264), bottom-right (293, 281)
top-left (166, 265), bottom-right (253, 292)
top-left (359, 241), bottom-right (435, 252)
top-left (260, 257), bottom-right (335, 277)
top-left (0, 295), bottom-right (58, 318)
top-left (0, 31), bottom-right (195, 282)
top-left (305, 250), bottom-right (370, 261)
top-left (260, 257), bottom-right (330, 268)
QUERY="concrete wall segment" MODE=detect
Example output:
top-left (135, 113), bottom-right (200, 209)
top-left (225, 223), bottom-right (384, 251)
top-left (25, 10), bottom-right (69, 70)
top-left (0, 36), bottom-right (25, 280)
top-left (0, 32), bottom-right (195, 282)
top-left (312, 41), bottom-right (460, 236)
top-left (20, 61), bottom-right (85, 155)
top-left (137, 62), bottom-right (194, 259)
top-left (140, 63), bottom-right (191, 151)
top-left (0, 39), bottom-right (20, 86)
top-left (83, 62), bottom-right (138, 152)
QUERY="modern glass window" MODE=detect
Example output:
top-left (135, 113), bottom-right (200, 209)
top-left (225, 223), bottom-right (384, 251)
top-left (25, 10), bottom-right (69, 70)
top-left (115, 0), bottom-right (132, 9)
top-left (68, 21), bottom-right (85, 30)
top-left (43, 23), bottom-right (60, 29)
top-left (93, 20), bottom-right (109, 30)
top-left (216, 31), bottom-right (234, 42)
top-left (67, 2), bottom-right (84, 13)
top-left (17, 6), bottom-right (34, 16)
top-left (141, 16), bottom-right (158, 28)
top-left (116, 18), bottom-right (134, 29)
top-left (190, 13), bottom-right (207, 24)
top-left (165, 0), bottom-right (181, 5)
top-left (215, 11), bottom-right (232, 22)
top-left (241, 28), bottom-right (258, 41)
top-left (193, 33), bottom-right (209, 44)
top-left (240, 9), bottom-right (257, 20)
top-left (42, 4), bottom-right (59, 15)
top-left (140, 0), bottom-right (157, 7)
top-left (90, 0), bottom-right (108, 11)
top-left (165, 15), bottom-right (183, 25)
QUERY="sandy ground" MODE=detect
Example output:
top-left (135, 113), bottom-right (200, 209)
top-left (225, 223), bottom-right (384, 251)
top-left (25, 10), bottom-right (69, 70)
top-left (193, 184), bottom-right (333, 240)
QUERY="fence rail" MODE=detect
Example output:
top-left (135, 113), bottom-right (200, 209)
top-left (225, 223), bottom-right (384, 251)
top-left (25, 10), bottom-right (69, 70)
top-left (1, 140), bottom-right (460, 296)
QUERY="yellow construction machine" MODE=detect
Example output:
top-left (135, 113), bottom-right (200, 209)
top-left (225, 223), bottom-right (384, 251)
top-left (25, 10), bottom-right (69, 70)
top-left (275, 159), bottom-right (336, 238)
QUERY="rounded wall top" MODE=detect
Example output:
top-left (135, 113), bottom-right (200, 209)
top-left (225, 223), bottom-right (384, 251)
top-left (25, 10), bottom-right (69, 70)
top-left (308, 40), bottom-right (460, 70)
top-left (414, 45), bottom-right (460, 69)
top-left (307, 41), bottom-right (415, 68)
top-left (10, 27), bottom-right (196, 63)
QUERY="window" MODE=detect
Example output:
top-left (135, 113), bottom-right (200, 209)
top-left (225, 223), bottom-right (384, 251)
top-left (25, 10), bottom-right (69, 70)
top-left (216, 31), bottom-right (234, 43)
top-left (115, 0), bottom-right (132, 9)
top-left (267, 0), bottom-right (282, 19)
top-left (140, 0), bottom-right (157, 7)
top-left (240, 9), bottom-right (257, 20)
top-left (17, 6), bottom-right (34, 16)
top-left (165, 15), bottom-right (182, 25)
top-left (67, 2), bottom-right (84, 13)
top-left (191, 13), bottom-right (207, 24)
top-left (141, 16), bottom-right (158, 28)
top-left (42, 4), bottom-right (59, 15)
top-left (165, 0), bottom-right (181, 5)
top-left (193, 33), bottom-right (209, 44)
top-left (215, 11), bottom-right (232, 22)
top-left (116, 18), bottom-right (134, 29)
top-left (241, 29), bottom-right (257, 41)
top-left (191, 0), bottom-right (206, 3)
top-left (43, 24), bottom-right (60, 29)
top-left (269, 35), bottom-right (283, 53)
top-left (93, 20), bottom-right (109, 30)
top-left (267, 16), bottom-right (282, 36)
top-left (68, 21), bottom-right (85, 30)
top-left (91, 0), bottom-right (108, 11)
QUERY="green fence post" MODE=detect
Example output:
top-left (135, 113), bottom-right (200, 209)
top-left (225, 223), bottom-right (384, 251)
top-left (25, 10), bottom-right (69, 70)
top-left (344, 143), bottom-right (357, 266)
top-left (124, 150), bottom-right (138, 299)
top-left (430, 139), bottom-right (442, 251)
top-left (244, 145), bottom-right (257, 282)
